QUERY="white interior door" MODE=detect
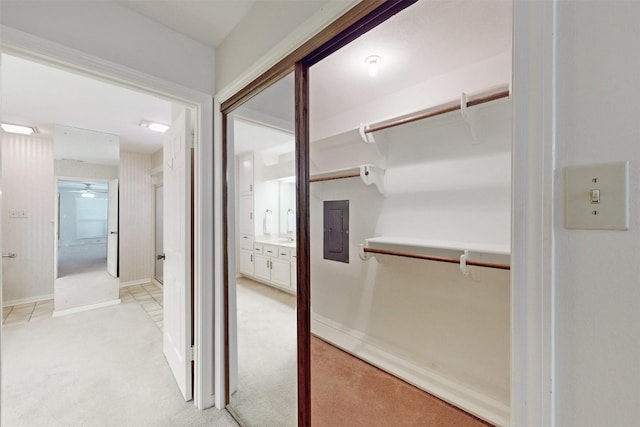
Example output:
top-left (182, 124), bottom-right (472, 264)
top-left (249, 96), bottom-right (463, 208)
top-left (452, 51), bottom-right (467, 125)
top-left (163, 108), bottom-right (192, 401)
top-left (107, 179), bottom-right (118, 278)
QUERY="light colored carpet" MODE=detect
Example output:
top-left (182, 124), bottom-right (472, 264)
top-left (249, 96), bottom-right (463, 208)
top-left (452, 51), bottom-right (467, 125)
top-left (229, 277), bottom-right (297, 427)
top-left (58, 242), bottom-right (107, 277)
top-left (55, 243), bottom-right (119, 312)
top-left (2, 297), bottom-right (237, 427)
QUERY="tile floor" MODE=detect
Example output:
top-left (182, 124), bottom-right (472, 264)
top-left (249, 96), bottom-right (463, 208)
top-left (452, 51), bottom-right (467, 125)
top-left (2, 282), bottom-right (163, 330)
top-left (120, 283), bottom-right (164, 330)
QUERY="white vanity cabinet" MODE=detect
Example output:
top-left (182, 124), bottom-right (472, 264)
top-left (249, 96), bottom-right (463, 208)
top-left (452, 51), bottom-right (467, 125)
top-left (238, 235), bottom-right (254, 276)
top-left (271, 247), bottom-right (291, 288)
top-left (238, 152), bottom-right (254, 196)
top-left (247, 242), bottom-right (295, 293)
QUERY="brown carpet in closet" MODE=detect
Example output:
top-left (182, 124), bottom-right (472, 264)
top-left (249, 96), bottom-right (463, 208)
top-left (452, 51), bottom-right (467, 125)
top-left (311, 336), bottom-right (492, 427)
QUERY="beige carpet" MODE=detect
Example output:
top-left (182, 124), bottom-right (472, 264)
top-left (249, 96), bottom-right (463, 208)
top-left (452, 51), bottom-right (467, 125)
top-left (2, 296), bottom-right (237, 426)
top-left (228, 277), bottom-right (297, 426)
top-left (311, 336), bottom-right (492, 427)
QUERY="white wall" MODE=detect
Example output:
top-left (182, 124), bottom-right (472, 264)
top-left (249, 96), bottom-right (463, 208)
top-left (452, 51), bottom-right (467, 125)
top-left (58, 190), bottom-right (108, 243)
top-left (1, 134), bottom-right (55, 304)
top-left (215, 0), bottom-right (334, 91)
top-left (119, 151), bottom-right (154, 283)
top-left (0, 1), bottom-right (215, 95)
top-left (55, 159), bottom-right (117, 180)
top-left (310, 97), bottom-right (512, 424)
top-left (554, 2), bottom-right (640, 425)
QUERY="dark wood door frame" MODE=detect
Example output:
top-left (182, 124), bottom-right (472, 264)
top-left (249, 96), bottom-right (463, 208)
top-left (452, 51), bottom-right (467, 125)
top-left (220, 1), bottom-right (417, 425)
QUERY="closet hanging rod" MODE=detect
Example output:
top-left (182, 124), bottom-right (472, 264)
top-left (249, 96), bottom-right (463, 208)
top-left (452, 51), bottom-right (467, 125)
top-left (364, 85), bottom-right (510, 135)
top-left (310, 167), bottom-right (361, 183)
top-left (362, 247), bottom-right (510, 271)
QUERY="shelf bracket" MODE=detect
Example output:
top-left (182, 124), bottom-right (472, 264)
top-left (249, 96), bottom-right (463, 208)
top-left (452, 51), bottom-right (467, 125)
top-left (360, 164), bottom-right (385, 195)
top-left (359, 123), bottom-right (376, 144)
top-left (460, 92), bottom-right (478, 143)
top-left (358, 244), bottom-right (371, 261)
top-left (459, 250), bottom-right (470, 276)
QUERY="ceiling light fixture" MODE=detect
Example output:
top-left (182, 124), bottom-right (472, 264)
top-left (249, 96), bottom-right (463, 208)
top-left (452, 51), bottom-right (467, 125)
top-left (1, 123), bottom-right (38, 135)
top-left (81, 191), bottom-right (96, 199)
top-left (139, 120), bottom-right (170, 133)
top-left (364, 55), bottom-right (382, 78)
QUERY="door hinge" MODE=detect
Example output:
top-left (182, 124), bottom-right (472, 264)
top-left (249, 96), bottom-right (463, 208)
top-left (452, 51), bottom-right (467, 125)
top-left (190, 345), bottom-right (195, 361)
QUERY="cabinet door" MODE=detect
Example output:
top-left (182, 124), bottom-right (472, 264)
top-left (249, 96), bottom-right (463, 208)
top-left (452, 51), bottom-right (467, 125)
top-left (271, 258), bottom-right (291, 288)
top-left (254, 254), bottom-right (271, 281)
top-left (239, 250), bottom-right (254, 276)
top-left (238, 153), bottom-right (254, 195)
top-left (239, 195), bottom-right (254, 235)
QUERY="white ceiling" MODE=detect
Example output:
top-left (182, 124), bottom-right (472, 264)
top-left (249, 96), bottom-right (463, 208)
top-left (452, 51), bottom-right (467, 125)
top-left (1, 54), bottom-right (172, 157)
top-left (115, 0), bottom-right (256, 48)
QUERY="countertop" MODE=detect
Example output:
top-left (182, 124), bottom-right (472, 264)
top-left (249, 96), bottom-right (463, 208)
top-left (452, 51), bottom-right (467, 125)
top-left (254, 235), bottom-right (296, 249)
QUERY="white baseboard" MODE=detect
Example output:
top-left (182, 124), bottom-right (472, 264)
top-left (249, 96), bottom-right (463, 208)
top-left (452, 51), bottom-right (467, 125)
top-left (53, 299), bottom-right (120, 317)
top-left (152, 279), bottom-right (163, 289)
top-left (3, 293), bottom-right (54, 307)
top-left (119, 278), bottom-right (152, 288)
top-left (311, 313), bottom-right (509, 427)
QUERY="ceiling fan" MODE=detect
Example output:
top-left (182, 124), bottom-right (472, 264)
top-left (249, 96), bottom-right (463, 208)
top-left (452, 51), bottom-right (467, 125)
top-left (68, 183), bottom-right (106, 198)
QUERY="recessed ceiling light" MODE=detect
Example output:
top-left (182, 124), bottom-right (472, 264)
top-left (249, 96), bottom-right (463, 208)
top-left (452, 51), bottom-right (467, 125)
top-left (364, 55), bottom-right (382, 78)
top-left (1, 123), bottom-right (38, 135)
top-left (139, 120), bottom-right (170, 133)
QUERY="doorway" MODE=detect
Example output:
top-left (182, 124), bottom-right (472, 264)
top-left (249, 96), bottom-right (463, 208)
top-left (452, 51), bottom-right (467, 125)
top-left (54, 177), bottom-right (120, 315)
top-left (1, 39), bottom-right (214, 409)
top-left (155, 185), bottom-right (164, 285)
top-left (57, 180), bottom-right (110, 278)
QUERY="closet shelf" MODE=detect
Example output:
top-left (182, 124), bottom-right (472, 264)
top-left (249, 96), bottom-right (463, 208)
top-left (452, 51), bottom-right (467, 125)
top-left (359, 237), bottom-right (510, 273)
top-left (310, 164), bottom-right (385, 195)
top-left (359, 84), bottom-right (510, 144)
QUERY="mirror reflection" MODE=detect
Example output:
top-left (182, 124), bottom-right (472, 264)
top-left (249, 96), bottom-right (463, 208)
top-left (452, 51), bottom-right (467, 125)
top-left (228, 72), bottom-right (297, 426)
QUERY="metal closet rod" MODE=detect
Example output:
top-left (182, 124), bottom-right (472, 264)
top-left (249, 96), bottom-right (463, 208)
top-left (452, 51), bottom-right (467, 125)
top-left (364, 85), bottom-right (511, 134)
top-left (363, 247), bottom-right (511, 271)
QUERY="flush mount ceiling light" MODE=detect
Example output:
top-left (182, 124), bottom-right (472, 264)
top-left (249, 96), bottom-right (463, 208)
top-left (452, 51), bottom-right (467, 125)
top-left (1, 123), bottom-right (38, 135)
top-left (139, 120), bottom-right (170, 133)
top-left (364, 55), bottom-right (382, 78)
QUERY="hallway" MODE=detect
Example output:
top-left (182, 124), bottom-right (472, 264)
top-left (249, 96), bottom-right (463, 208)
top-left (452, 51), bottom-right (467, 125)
top-left (1, 285), bottom-right (237, 426)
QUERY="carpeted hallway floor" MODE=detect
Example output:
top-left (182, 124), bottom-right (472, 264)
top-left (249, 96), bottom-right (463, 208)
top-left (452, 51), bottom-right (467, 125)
top-left (1, 291), bottom-right (237, 427)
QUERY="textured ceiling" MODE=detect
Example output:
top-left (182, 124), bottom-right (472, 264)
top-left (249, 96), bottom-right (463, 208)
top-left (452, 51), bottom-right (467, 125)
top-left (310, 0), bottom-right (512, 120)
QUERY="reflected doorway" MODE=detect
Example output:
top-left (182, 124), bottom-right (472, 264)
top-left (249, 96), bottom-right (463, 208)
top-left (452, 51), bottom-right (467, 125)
top-left (57, 180), bottom-right (110, 278)
top-left (54, 177), bottom-right (119, 314)
top-left (155, 185), bottom-right (164, 284)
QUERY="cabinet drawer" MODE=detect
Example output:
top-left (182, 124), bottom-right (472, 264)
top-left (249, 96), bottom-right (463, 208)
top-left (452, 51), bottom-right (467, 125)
top-left (254, 243), bottom-right (263, 254)
top-left (263, 245), bottom-right (277, 257)
top-left (239, 234), bottom-right (254, 250)
top-left (277, 247), bottom-right (290, 259)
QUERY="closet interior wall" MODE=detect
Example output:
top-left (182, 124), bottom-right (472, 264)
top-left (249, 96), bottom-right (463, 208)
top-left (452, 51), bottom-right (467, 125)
top-left (308, 41), bottom-right (512, 426)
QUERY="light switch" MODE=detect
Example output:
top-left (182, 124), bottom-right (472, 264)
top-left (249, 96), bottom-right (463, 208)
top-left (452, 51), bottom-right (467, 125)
top-left (565, 162), bottom-right (629, 230)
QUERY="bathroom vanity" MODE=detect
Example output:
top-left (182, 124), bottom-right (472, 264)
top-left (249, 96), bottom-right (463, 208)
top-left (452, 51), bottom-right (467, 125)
top-left (236, 145), bottom-right (297, 294)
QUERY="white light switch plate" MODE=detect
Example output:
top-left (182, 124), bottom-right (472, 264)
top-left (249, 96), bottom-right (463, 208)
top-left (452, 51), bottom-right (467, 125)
top-left (565, 161), bottom-right (629, 230)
